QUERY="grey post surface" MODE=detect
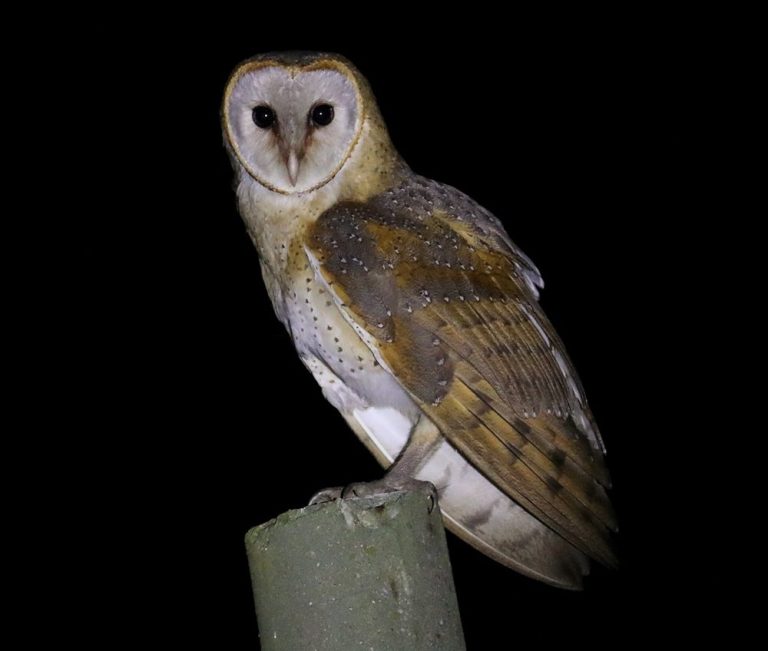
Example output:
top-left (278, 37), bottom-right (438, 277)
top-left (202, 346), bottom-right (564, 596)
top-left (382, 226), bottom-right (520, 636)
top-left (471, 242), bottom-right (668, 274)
top-left (245, 486), bottom-right (466, 650)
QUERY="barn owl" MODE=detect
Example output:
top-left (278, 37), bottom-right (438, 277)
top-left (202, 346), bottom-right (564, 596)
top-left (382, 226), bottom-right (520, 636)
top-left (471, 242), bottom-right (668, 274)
top-left (222, 51), bottom-right (616, 589)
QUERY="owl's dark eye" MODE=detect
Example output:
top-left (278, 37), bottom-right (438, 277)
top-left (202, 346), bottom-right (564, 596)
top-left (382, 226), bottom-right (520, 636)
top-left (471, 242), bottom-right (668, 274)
top-left (252, 105), bottom-right (275, 129)
top-left (311, 104), bottom-right (334, 127)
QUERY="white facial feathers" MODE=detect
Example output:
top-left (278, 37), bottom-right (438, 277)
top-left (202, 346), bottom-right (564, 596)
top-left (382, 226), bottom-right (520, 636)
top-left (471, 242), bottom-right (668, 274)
top-left (224, 66), bottom-right (361, 194)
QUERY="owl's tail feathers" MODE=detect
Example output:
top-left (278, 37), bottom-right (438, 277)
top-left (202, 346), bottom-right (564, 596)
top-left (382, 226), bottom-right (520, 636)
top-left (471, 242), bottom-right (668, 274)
top-left (442, 509), bottom-right (590, 590)
top-left (414, 437), bottom-right (591, 589)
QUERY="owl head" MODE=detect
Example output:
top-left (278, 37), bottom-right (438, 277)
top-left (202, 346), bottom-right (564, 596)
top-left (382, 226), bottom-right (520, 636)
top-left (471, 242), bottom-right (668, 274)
top-left (222, 52), bottom-right (396, 196)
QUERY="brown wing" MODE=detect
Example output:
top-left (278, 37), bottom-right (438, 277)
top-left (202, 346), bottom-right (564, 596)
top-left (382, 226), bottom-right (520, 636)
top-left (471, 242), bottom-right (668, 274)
top-left (305, 180), bottom-right (617, 567)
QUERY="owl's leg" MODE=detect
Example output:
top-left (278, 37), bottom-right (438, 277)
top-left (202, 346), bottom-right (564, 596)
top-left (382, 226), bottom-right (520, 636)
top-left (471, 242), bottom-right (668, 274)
top-left (384, 415), bottom-right (443, 479)
top-left (310, 417), bottom-right (442, 509)
top-left (348, 416), bottom-right (442, 508)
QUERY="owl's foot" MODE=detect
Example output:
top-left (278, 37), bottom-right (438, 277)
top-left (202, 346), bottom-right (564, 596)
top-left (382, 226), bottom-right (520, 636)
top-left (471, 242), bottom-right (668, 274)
top-left (309, 478), bottom-right (437, 512)
top-left (309, 486), bottom-right (345, 505)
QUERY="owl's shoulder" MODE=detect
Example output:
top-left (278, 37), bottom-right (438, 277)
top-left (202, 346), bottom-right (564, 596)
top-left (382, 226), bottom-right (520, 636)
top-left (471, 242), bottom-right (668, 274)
top-left (313, 174), bottom-right (544, 297)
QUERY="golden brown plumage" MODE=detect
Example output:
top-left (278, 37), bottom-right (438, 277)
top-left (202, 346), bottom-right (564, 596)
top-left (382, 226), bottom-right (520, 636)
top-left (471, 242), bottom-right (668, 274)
top-left (306, 178), bottom-right (617, 570)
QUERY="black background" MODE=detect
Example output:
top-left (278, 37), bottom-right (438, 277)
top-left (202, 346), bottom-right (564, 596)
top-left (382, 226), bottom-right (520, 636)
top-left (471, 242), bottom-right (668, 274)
top-left (66, 15), bottom-right (713, 648)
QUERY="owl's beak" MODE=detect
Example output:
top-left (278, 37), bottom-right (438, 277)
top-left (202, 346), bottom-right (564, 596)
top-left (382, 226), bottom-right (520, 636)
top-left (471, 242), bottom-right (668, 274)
top-left (286, 150), bottom-right (301, 187)
top-left (277, 120), bottom-right (305, 187)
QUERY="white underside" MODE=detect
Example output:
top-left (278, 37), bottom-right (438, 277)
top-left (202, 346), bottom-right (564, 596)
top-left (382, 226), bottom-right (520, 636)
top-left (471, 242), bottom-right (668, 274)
top-left (352, 406), bottom-right (411, 462)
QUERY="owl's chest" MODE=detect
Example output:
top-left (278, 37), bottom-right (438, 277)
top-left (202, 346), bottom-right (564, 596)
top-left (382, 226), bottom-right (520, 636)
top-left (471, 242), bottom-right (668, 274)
top-left (267, 246), bottom-right (412, 418)
top-left (279, 253), bottom-right (375, 379)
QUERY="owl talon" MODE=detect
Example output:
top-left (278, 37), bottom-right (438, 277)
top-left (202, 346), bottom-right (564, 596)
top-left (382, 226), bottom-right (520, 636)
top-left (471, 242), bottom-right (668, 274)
top-left (310, 480), bottom-right (438, 512)
top-left (309, 487), bottom-right (344, 505)
top-left (412, 480), bottom-right (439, 513)
top-left (342, 478), bottom-right (438, 512)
